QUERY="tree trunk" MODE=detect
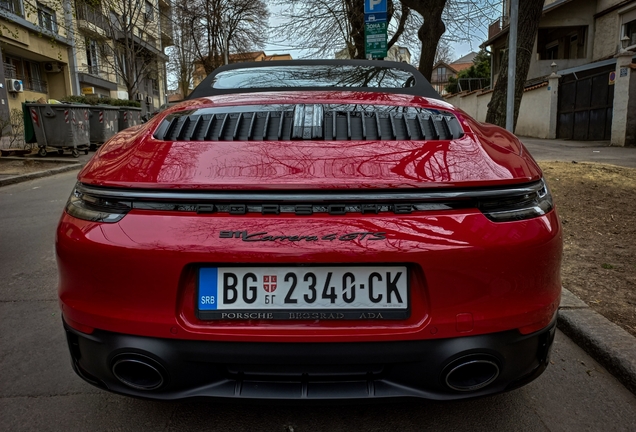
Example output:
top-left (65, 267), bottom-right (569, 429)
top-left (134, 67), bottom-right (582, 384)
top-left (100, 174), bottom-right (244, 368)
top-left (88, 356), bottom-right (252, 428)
top-left (400, 0), bottom-right (446, 81)
top-left (346, 0), bottom-right (366, 59)
top-left (485, 0), bottom-right (544, 129)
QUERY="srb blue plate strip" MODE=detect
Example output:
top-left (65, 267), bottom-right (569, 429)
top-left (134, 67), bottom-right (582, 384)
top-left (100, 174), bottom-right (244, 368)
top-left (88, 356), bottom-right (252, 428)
top-left (198, 268), bottom-right (218, 310)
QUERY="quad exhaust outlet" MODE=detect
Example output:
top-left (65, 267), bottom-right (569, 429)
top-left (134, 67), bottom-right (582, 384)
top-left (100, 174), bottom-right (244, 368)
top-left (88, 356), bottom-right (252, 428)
top-left (111, 354), bottom-right (166, 391)
top-left (444, 355), bottom-right (500, 392)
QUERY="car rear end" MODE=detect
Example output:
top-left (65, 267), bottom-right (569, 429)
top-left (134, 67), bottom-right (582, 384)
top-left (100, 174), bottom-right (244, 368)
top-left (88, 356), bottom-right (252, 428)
top-left (57, 65), bottom-right (561, 400)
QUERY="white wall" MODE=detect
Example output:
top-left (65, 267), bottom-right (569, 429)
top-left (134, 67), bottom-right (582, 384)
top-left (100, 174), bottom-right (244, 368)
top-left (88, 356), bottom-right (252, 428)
top-left (445, 91), bottom-right (492, 123)
top-left (444, 85), bottom-right (553, 139)
top-left (515, 85), bottom-right (553, 139)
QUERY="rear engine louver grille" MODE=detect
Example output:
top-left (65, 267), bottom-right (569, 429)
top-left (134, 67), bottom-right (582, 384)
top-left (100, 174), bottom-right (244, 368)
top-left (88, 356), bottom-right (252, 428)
top-left (153, 105), bottom-right (463, 142)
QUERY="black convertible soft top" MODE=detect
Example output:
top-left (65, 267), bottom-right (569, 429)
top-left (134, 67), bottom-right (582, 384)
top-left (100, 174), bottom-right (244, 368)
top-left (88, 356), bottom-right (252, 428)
top-left (187, 59), bottom-right (442, 100)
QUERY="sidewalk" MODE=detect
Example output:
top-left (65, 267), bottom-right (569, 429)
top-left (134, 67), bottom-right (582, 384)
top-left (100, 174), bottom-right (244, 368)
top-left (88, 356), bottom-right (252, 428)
top-left (520, 137), bottom-right (636, 168)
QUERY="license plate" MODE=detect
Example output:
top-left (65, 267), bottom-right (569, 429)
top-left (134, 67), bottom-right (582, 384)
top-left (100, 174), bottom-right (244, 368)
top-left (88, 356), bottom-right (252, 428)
top-left (197, 266), bottom-right (409, 320)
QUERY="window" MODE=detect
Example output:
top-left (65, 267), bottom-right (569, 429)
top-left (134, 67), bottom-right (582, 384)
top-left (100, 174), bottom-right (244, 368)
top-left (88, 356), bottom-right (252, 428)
top-left (145, 1), bottom-right (154, 21)
top-left (0, 0), bottom-right (23, 17)
top-left (623, 19), bottom-right (636, 47)
top-left (37, 3), bottom-right (58, 33)
top-left (4, 56), bottom-right (47, 93)
top-left (434, 67), bottom-right (448, 83)
top-left (537, 26), bottom-right (586, 60)
top-left (85, 38), bottom-right (100, 76)
top-left (545, 42), bottom-right (559, 60)
top-left (210, 65), bottom-right (416, 90)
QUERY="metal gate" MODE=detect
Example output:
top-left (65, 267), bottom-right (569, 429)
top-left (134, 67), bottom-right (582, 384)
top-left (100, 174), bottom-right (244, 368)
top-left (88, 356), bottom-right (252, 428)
top-left (557, 64), bottom-right (615, 141)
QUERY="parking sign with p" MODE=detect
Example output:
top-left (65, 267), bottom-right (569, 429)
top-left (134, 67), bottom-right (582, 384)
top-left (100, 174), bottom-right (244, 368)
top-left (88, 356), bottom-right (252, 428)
top-left (364, 0), bottom-right (387, 14)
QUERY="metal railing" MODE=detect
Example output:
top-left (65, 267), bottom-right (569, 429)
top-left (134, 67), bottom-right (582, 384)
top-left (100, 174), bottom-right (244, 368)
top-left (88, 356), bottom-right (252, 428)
top-left (78, 64), bottom-right (104, 77)
top-left (4, 65), bottom-right (48, 93)
top-left (25, 77), bottom-right (48, 93)
top-left (75, 1), bottom-right (108, 31)
top-left (457, 78), bottom-right (490, 93)
top-left (3, 63), bottom-right (17, 78)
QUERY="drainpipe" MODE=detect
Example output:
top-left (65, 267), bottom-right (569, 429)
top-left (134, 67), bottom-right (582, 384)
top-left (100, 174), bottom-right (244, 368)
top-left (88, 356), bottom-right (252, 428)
top-left (64, 0), bottom-right (81, 95)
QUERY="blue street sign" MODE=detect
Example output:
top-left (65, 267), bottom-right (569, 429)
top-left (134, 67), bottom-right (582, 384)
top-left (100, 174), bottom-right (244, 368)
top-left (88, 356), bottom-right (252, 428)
top-left (364, 0), bottom-right (387, 14)
top-left (364, 13), bottom-right (387, 23)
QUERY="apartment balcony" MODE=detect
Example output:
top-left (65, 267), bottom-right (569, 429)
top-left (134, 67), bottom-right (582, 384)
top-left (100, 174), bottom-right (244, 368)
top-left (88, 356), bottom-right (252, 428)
top-left (75, 2), bottom-right (109, 36)
top-left (488, 16), bottom-right (509, 41)
top-left (160, 11), bottom-right (174, 47)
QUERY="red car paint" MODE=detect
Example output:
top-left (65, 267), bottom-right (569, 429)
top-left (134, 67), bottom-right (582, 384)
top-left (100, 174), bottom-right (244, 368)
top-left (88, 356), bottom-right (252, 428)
top-left (57, 91), bottom-right (561, 344)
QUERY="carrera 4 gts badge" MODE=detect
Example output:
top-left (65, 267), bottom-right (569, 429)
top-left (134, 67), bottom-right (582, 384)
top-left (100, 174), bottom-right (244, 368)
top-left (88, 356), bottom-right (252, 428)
top-left (219, 231), bottom-right (386, 242)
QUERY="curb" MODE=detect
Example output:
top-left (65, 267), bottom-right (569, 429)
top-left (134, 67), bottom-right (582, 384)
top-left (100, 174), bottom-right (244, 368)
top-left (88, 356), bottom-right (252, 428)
top-left (0, 163), bottom-right (82, 187)
top-left (558, 288), bottom-right (636, 395)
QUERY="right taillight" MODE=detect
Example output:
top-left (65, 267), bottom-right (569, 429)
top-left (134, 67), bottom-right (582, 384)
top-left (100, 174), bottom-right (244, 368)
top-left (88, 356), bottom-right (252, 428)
top-left (478, 178), bottom-right (554, 222)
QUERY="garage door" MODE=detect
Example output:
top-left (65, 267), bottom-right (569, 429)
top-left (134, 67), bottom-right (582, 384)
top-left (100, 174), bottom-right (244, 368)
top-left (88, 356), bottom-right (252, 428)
top-left (557, 64), bottom-right (615, 141)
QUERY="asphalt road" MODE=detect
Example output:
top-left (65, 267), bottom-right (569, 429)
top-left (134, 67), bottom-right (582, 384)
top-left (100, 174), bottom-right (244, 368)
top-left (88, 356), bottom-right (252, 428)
top-left (2, 170), bottom-right (636, 431)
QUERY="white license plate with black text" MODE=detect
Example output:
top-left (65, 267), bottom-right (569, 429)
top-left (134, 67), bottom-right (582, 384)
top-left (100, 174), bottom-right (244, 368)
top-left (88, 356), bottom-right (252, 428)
top-left (197, 266), bottom-right (409, 320)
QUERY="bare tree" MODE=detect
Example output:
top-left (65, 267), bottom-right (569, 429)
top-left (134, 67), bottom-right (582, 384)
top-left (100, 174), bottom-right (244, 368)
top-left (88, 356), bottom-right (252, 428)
top-left (187, 0), bottom-right (269, 75)
top-left (271, 0), bottom-right (408, 59)
top-left (434, 38), bottom-right (454, 65)
top-left (272, 0), bottom-right (499, 76)
top-left (167, 0), bottom-right (195, 97)
top-left (486, 0), bottom-right (544, 129)
top-left (400, 0), bottom-right (500, 80)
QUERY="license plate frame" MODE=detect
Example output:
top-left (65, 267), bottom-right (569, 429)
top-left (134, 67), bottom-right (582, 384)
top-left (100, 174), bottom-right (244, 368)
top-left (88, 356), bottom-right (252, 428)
top-left (196, 264), bottom-right (410, 320)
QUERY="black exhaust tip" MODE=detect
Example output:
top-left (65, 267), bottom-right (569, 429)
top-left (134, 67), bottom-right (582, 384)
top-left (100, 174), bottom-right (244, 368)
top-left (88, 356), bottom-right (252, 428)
top-left (444, 355), bottom-right (500, 392)
top-left (111, 354), bottom-right (166, 391)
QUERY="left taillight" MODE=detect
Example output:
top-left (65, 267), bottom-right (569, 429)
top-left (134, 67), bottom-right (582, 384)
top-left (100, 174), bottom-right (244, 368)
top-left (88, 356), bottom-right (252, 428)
top-left (65, 183), bottom-right (131, 223)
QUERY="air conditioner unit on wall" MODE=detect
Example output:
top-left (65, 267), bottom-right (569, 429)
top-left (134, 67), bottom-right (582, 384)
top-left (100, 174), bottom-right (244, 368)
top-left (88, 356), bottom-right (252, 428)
top-left (145, 96), bottom-right (153, 104)
top-left (6, 79), bottom-right (24, 93)
top-left (43, 62), bottom-right (62, 73)
top-left (135, 93), bottom-right (144, 101)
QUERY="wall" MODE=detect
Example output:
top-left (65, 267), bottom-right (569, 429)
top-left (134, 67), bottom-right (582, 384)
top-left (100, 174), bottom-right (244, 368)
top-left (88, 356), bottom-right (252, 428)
top-left (514, 85), bottom-right (553, 138)
top-left (444, 84), bottom-right (553, 139)
top-left (594, 12), bottom-right (621, 60)
top-left (444, 91), bottom-right (492, 123)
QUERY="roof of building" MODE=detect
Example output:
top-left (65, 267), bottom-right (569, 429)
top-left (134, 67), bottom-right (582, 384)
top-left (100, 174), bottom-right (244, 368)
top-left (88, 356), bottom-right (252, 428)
top-left (263, 54), bottom-right (293, 61)
top-left (228, 51), bottom-right (266, 61)
top-left (453, 52), bottom-right (478, 64)
top-left (431, 53), bottom-right (478, 76)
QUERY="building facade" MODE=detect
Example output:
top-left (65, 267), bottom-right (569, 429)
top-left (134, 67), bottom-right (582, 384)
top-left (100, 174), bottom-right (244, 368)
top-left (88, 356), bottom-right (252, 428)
top-left (0, 0), bottom-right (173, 120)
top-left (0, 0), bottom-right (75, 115)
top-left (430, 52), bottom-right (477, 95)
top-left (72, 0), bottom-right (173, 115)
top-left (474, 0), bottom-right (636, 145)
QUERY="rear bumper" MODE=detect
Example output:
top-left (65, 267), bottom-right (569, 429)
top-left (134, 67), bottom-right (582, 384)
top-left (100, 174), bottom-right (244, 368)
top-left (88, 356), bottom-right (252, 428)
top-left (64, 314), bottom-right (557, 401)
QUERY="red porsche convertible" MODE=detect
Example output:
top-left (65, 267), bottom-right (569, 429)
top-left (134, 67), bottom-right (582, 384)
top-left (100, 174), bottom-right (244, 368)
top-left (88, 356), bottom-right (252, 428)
top-left (57, 60), bottom-right (562, 400)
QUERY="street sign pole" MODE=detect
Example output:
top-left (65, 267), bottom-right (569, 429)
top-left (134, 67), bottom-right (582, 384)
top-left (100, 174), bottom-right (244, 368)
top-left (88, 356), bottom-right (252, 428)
top-left (506, 0), bottom-right (519, 132)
